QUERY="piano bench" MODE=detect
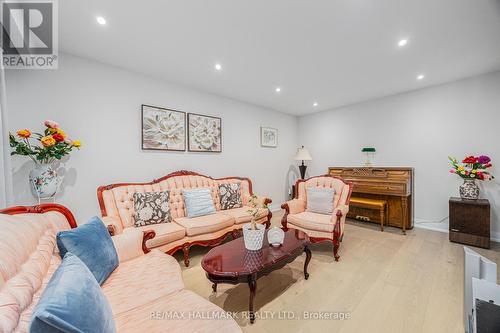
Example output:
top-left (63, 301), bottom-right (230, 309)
top-left (349, 197), bottom-right (388, 231)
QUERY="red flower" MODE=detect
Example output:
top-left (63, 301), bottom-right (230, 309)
top-left (52, 133), bottom-right (65, 142)
top-left (477, 172), bottom-right (485, 180)
top-left (462, 156), bottom-right (477, 164)
top-left (485, 163), bottom-right (492, 168)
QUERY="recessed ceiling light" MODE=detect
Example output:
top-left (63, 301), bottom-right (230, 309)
top-left (398, 39), bottom-right (408, 47)
top-left (313, 102), bottom-right (318, 107)
top-left (275, 87), bottom-right (281, 93)
top-left (417, 74), bottom-right (425, 80)
top-left (214, 63), bottom-right (222, 71)
top-left (96, 16), bottom-right (106, 25)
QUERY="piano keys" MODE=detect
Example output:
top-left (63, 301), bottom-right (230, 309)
top-left (328, 167), bottom-right (414, 233)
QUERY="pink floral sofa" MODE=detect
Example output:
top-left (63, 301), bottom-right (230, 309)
top-left (97, 170), bottom-right (272, 266)
top-left (281, 175), bottom-right (353, 261)
top-left (0, 204), bottom-right (241, 333)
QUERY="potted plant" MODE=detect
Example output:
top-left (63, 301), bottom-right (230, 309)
top-left (10, 120), bottom-right (81, 200)
top-left (242, 195), bottom-right (267, 250)
top-left (449, 155), bottom-right (494, 200)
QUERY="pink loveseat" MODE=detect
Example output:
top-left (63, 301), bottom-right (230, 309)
top-left (0, 204), bottom-right (241, 333)
top-left (97, 170), bottom-right (272, 266)
top-left (281, 175), bottom-right (353, 261)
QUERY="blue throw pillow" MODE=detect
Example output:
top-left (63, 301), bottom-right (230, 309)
top-left (57, 216), bottom-right (118, 285)
top-left (30, 252), bottom-right (116, 333)
top-left (182, 188), bottom-right (216, 218)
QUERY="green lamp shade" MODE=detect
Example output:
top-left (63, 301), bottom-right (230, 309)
top-left (361, 147), bottom-right (376, 152)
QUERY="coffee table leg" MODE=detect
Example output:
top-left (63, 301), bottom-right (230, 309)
top-left (212, 283), bottom-right (217, 293)
top-left (304, 246), bottom-right (312, 280)
top-left (248, 274), bottom-right (257, 324)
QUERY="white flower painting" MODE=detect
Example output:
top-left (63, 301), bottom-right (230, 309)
top-left (142, 105), bottom-right (186, 151)
top-left (261, 127), bottom-right (278, 147)
top-left (188, 113), bottom-right (222, 152)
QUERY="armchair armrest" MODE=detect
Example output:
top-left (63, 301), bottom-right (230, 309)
top-left (112, 228), bottom-right (157, 263)
top-left (102, 215), bottom-right (123, 236)
top-left (256, 196), bottom-right (272, 208)
top-left (281, 198), bottom-right (306, 214)
top-left (332, 204), bottom-right (349, 220)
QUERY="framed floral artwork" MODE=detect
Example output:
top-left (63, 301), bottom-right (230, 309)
top-left (260, 127), bottom-right (278, 147)
top-left (141, 104), bottom-right (186, 151)
top-left (187, 113), bottom-right (222, 152)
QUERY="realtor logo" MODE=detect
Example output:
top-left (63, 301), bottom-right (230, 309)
top-left (1, 0), bottom-right (58, 69)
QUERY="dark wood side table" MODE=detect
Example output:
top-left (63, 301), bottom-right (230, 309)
top-left (449, 197), bottom-right (490, 249)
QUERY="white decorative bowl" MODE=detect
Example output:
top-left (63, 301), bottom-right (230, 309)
top-left (242, 223), bottom-right (266, 250)
top-left (267, 227), bottom-right (285, 247)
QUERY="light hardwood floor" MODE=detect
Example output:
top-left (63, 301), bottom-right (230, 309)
top-left (175, 211), bottom-right (500, 333)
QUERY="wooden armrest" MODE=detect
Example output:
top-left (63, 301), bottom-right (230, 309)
top-left (142, 230), bottom-right (156, 254)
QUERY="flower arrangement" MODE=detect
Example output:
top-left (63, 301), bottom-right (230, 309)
top-left (247, 194), bottom-right (268, 230)
top-left (448, 155), bottom-right (494, 180)
top-left (10, 120), bottom-right (81, 164)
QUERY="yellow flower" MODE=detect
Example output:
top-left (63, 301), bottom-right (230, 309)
top-left (72, 140), bottom-right (81, 148)
top-left (56, 129), bottom-right (66, 138)
top-left (471, 169), bottom-right (477, 173)
top-left (16, 129), bottom-right (31, 138)
top-left (48, 128), bottom-right (57, 134)
top-left (458, 166), bottom-right (464, 171)
top-left (41, 136), bottom-right (56, 147)
top-left (460, 171), bottom-right (466, 175)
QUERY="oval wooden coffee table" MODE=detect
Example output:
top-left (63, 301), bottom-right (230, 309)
top-left (201, 228), bottom-right (311, 323)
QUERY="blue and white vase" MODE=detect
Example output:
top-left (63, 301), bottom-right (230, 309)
top-left (29, 163), bottom-right (61, 199)
top-left (459, 179), bottom-right (480, 200)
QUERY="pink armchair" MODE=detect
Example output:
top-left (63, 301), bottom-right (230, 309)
top-left (281, 175), bottom-right (353, 261)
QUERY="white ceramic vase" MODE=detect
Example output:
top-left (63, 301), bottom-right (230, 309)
top-left (242, 223), bottom-right (266, 251)
top-left (29, 163), bottom-right (61, 199)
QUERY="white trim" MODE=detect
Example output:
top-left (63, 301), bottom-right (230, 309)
top-left (414, 218), bottom-right (500, 243)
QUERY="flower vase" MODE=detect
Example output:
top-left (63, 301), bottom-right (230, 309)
top-left (29, 164), bottom-right (61, 200)
top-left (242, 223), bottom-right (266, 251)
top-left (459, 179), bottom-right (480, 200)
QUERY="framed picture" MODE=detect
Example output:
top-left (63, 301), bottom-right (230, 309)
top-left (141, 104), bottom-right (186, 151)
top-left (188, 113), bottom-right (222, 152)
top-left (261, 127), bottom-right (278, 147)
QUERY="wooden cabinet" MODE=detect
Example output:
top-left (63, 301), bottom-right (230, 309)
top-left (449, 197), bottom-right (490, 249)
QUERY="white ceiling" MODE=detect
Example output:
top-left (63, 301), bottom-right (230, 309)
top-left (60, 0), bottom-right (500, 115)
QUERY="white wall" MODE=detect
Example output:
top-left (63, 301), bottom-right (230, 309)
top-left (5, 53), bottom-right (299, 223)
top-left (298, 71), bottom-right (500, 239)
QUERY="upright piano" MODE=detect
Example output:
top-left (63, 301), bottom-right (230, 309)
top-left (328, 167), bottom-right (414, 233)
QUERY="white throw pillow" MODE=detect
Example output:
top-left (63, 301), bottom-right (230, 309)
top-left (306, 187), bottom-right (335, 214)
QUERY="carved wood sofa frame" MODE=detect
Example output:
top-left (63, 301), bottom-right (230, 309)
top-left (281, 175), bottom-right (353, 261)
top-left (0, 203), bottom-right (155, 254)
top-left (97, 170), bottom-right (272, 266)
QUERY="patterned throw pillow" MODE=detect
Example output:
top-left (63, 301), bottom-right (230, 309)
top-left (133, 191), bottom-right (171, 227)
top-left (219, 183), bottom-right (242, 210)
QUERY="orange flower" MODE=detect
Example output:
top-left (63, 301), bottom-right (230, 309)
top-left (41, 136), bottom-right (56, 147)
top-left (16, 129), bottom-right (31, 138)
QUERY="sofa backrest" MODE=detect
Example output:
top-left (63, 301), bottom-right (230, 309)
top-left (0, 204), bottom-right (76, 333)
top-left (296, 175), bottom-right (353, 208)
top-left (97, 170), bottom-right (253, 229)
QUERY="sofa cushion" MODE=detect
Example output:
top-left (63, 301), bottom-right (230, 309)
top-left (174, 213), bottom-right (234, 236)
top-left (113, 289), bottom-right (242, 333)
top-left (221, 206), bottom-right (268, 224)
top-left (56, 216), bottom-right (119, 285)
top-left (133, 223), bottom-right (186, 248)
top-left (182, 188), bottom-right (216, 218)
top-left (306, 187), bottom-right (335, 214)
top-left (29, 253), bottom-right (116, 333)
top-left (218, 183), bottom-right (242, 210)
top-left (133, 191), bottom-right (172, 226)
top-left (287, 211), bottom-right (334, 233)
top-left (102, 250), bottom-right (184, 315)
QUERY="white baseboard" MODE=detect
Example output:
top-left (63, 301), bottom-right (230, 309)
top-left (414, 218), bottom-right (500, 243)
top-left (268, 204), bottom-right (281, 213)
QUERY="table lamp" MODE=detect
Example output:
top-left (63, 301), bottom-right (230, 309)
top-left (294, 146), bottom-right (312, 179)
